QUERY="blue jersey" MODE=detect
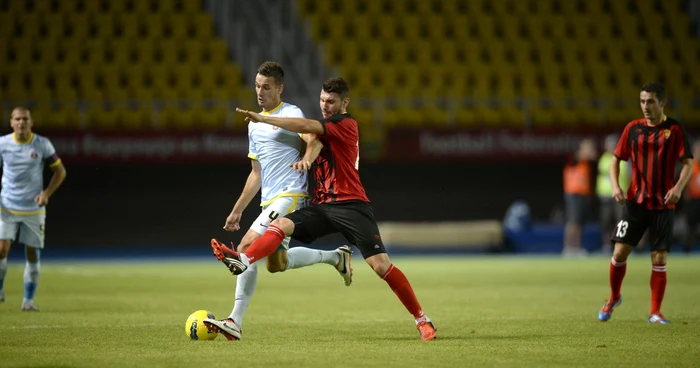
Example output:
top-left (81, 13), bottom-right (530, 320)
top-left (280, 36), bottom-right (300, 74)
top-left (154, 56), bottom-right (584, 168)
top-left (0, 133), bottom-right (61, 214)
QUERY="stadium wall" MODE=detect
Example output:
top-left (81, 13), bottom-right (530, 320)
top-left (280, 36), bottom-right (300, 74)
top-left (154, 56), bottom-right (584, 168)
top-left (43, 161), bottom-right (566, 253)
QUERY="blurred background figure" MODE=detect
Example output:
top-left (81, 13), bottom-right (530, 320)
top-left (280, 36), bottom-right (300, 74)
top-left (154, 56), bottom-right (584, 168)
top-left (562, 138), bottom-right (597, 257)
top-left (596, 134), bottom-right (630, 254)
top-left (683, 141), bottom-right (700, 254)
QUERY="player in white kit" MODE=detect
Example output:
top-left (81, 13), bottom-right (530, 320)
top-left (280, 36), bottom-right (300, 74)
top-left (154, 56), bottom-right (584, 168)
top-left (204, 62), bottom-right (352, 340)
top-left (0, 107), bottom-right (67, 311)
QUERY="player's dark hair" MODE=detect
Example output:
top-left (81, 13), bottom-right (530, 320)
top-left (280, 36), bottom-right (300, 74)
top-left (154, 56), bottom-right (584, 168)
top-left (257, 61), bottom-right (284, 85)
top-left (641, 82), bottom-right (666, 101)
top-left (322, 77), bottom-right (350, 99)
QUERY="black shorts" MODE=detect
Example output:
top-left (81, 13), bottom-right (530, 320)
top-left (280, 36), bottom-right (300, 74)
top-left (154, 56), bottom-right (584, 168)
top-left (285, 200), bottom-right (386, 258)
top-left (565, 194), bottom-right (589, 225)
top-left (611, 202), bottom-right (674, 251)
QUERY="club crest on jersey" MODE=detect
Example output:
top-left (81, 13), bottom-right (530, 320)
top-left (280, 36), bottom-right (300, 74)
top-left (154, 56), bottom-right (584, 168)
top-left (664, 129), bottom-right (671, 139)
top-left (30, 151), bottom-right (38, 159)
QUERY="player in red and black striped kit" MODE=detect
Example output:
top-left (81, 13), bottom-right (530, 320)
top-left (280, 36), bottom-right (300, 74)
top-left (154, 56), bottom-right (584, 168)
top-left (599, 82), bottom-right (693, 324)
top-left (213, 77), bottom-right (436, 341)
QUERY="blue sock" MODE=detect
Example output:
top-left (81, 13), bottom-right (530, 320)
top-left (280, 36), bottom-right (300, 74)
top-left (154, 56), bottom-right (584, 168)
top-left (23, 248), bottom-right (40, 303)
top-left (23, 262), bottom-right (40, 302)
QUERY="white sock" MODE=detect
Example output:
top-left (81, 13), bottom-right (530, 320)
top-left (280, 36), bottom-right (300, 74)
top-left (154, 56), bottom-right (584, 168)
top-left (415, 314), bottom-right (430, 324)
top-left (285, 247), bottom-right (340, 270)
top-left (23, 261), bottom-right (40, 304)
top-left (229, 262), bottom-right (258, 327)
top-left (0, 257), bottom-right (7, 292)
top-left (240, 253), bottom-right (250, 266)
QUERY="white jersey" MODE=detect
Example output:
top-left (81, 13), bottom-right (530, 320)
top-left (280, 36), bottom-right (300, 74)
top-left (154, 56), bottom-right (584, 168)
top-left (0, 133), bottom-right (60, 214)
top-left (248, 102), bottom-right (308, 206)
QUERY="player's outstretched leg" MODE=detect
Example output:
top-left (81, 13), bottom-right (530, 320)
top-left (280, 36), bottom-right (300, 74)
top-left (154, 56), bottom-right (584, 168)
top-left (333, 245), bottom-right (353, 286)
top-left (283, 245), bottom-right (353, 285)
top-left (211, 238), bottom-right (248, 275)
top-left (367, 254), bottom-right (436, 341)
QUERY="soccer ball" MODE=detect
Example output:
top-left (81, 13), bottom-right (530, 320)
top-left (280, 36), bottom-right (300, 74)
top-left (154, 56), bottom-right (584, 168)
top-left (185, 310), bottom-right (218, 340)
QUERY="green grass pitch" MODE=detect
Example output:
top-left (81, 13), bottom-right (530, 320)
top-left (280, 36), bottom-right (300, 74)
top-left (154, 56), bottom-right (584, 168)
top-left (0, 255), bottom-right (699, 367)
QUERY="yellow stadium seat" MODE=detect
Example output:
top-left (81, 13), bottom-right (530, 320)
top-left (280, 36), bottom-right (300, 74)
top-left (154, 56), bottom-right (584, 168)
top-left (499, 14), bottom-right (521, 42)
top-left (191, 13), bottom-right (215, 39)
top-left (206, 39), bottom-right (229, 67)
top-left (84, 40), bottom-right (108, 65)
top-left (61, 105), bottom-right (81, 128)
top-left (679, 101), bottom-right (700, 123)
top-left (181, 0), bottom-right (204, 14)
top-left (93, 14), bottom-right (116, 39)
top-left (142, 13), bottom-right (165, 39)
top-left (499, 104), bottom-right (524, 126)
top-left (36, 40), bottom-right (58, 64)
top-left (64, 14), bottom-right (89, 40)
top-left (473, 105), bottom-right (502, 126)
top-left (198, 107), bottom-right (227, 129)
top-left (109, 39), bottom-right (132, 67)
top-left (19, 13), bottom-right (41, 40)
top-left (426, 18), bottom-right (451, 43)
top-left (166, 14), bottom-right (190, 40)
top-left (133, 40), bottom-right (155, 67)
top-left (398, 15), bottom-right (421, 40)
top-left (420, 106), bottom-right (450, 127)
top-left (43, 14), bottom-right (65, 40)
top-left (27, 67), bottom-right (50, 100)
top-left (116, 13), bottom-right (141, 39)
top-left (122, 107), bottom-right (153, 129)
top-left (157, 39), bottom-right (179, 68)
top-left (82, 0), bottom-right (102, 15)
top-left (55, 85), bottom-right (78, 103)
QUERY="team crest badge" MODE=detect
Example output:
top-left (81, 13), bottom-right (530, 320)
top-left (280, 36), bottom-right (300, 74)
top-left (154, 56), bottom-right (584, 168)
top-left (664, 129), bottom-right (671, 139)
top-left (30, 151), bottom-right (38, 159)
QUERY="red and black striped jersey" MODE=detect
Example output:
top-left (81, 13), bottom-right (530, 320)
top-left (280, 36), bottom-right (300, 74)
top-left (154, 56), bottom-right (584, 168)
top-left (312, 113), bottom-right (370, 204)
top-left (614, 116), bottom-right (692, 210)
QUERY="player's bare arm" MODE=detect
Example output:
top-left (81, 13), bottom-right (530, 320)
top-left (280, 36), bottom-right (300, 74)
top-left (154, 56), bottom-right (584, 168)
top-left (224, 160), bottom-right (262, 232)
top-left (292, 134), bottom-right (323, 172)
top-left (665, 157), bottom-right (693, 205)
top-left (609, 155), bottom-right (626, 204)
top-left (235, 108), bottom-right (325, 135)
top-left (35, 161), bottom-right (66, 207)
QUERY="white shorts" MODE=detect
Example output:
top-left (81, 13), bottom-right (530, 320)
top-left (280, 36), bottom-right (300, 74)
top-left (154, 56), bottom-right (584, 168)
top-left (0, 210), bottom-right (46, 248)
top-left (250, 196), bottom-right (307, 250)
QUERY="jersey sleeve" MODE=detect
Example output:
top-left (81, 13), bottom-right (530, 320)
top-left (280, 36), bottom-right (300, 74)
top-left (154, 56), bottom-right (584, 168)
top-left (322, 115), bottom-right (356, 142)
top-left (675, 123), bottom-right (693, 161)
top-left (247, 124), bottom-right (258, 160)
top-left (42, 138), bottom-right (61, 168)
top-left (614, 123), bottom-right (631, 161)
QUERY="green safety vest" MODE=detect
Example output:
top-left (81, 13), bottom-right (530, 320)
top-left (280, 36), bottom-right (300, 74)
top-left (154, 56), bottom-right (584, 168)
top-left (597, 152), bottom-right (630, 197)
